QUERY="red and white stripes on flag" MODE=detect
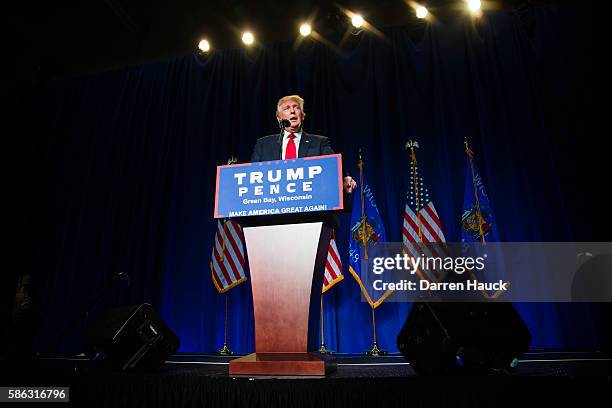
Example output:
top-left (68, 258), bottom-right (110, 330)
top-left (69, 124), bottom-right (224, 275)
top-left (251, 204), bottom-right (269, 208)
top-left (210, 219), bottom-right (247, 293)
top-left (322, 231), bottom-right (344, 293)
top-left (402, 161), bottom-right (448, 282)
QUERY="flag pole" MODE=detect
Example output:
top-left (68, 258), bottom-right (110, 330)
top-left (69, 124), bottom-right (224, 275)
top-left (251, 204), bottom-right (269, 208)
top-left (318, 295), bottom-right (332, 354)
top-left (366, 306), bottom-right (386, 356)
top-left (406, 140), bottom-right (423, 241)
top-left (462, 138), bottom-right (491, 297)
top-left (220, 219), bottom-right (226, 262)
top-left (464, 138), bottom-right (486, 246)
top-left (403, 140), bottom-right (433, 283)
top-left (463, 138), bottom-right (510, 299)
top-left (358, 149), bottom-right (369, 260)
top-left (217, 291), bottom-right (235, 355)
top-left (216, 156), bottom-right (238, 356)
top-left (357, 150), bottom-right (386, 356)
top-left (219, 156), bottom-right (237, 262)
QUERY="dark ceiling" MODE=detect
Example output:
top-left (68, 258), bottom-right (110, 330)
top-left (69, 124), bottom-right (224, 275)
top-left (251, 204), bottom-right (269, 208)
top-left (3, 0), bottom-right (549, 87)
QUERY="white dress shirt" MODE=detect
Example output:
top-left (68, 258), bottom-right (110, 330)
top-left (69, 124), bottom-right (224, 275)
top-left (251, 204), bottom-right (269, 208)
top-left (282, 130), bottom-right (302, 159)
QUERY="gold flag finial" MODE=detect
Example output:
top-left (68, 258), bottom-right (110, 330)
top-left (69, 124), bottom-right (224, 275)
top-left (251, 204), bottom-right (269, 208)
top-left (464, 137), bottom-right (474, 160)
top-left (405, 139), bottom-right (419, 151)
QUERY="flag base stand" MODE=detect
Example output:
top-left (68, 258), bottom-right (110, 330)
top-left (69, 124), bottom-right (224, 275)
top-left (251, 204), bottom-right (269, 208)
top-left (365, 342), bottom-right (387, 356)
top-left (229, 353), bottom-right (335, 376)
top-left (318, 343), bottom-right (333, 355)
top-left (216, 343), bottom-right (235, 356)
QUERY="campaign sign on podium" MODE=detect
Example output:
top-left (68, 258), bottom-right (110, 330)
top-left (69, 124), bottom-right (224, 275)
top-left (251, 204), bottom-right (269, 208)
top-left (214, 154), bottom-right (344, 218)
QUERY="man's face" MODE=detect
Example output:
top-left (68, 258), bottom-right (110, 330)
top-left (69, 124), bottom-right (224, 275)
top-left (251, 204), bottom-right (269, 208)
top-left (278, 99), bottom-right (304, 132)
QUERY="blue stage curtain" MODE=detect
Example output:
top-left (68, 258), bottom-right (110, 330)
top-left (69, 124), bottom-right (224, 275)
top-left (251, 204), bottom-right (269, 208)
top-left (8, 1), bottom-right (607, 354)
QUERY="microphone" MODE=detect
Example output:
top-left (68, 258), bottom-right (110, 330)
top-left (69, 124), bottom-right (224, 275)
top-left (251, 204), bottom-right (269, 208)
top-left (115, 271), bottom-right (130, 286)
top-left (278, 119), bottom-right (291, 150)
top-left (115, 272), bottom-right (130, 288)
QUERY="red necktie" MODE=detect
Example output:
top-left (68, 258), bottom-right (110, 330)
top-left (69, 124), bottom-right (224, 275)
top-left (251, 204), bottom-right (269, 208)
top-left (285, 133), bottom-right (297, 159)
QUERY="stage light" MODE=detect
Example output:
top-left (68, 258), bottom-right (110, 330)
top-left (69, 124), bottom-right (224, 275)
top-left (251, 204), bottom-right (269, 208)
top-left (242, 32), bottom-right (254, 45)
top-left (198, 39), bottom-right (210, 53)
top-left (351, 14), bottom-right (364, 28)
top-left (416, 6), bottom-right (428, 19)
top-left (467, 0), bottom-right (481, 13)
top-left (299, 23), bottom-right (312, 37)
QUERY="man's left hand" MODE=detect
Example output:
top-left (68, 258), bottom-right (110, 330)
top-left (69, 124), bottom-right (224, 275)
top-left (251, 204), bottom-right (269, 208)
top-left (343, 176), bottom-right (357, 194)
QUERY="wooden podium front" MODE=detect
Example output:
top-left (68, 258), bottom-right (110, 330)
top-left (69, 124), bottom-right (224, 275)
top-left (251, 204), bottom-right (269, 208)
top-left (229, 220), bottom-right (333, 376)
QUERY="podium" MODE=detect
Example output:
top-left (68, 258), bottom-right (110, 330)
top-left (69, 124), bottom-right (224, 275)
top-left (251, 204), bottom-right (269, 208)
top-left (214, 154), bottom-right (344, 376)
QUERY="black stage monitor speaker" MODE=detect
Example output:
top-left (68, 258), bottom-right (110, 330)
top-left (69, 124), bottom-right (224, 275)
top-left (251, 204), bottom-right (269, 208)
top-left (83, 303), bottom-right (179, 371)
top-left (397, 302), bottom-right (531, 374)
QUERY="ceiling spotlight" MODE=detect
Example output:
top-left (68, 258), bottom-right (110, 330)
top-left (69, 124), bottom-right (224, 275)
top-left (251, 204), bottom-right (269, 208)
top-left (299, 23), bottom-right (312, 37)
top-left (198, 39), bottom-right (210, 53)
top-left (416, 6), bottom-right (428, 19)
top-left (351, 14), bottom-right (364, 28)
top-left (467, 0), bottom-right (481, 13)
top-left (242, 32), bottom-right (254, 45)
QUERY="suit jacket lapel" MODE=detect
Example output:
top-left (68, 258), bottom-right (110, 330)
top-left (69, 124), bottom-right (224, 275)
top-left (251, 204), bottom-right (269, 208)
top-left (298, 132), bottom-right (310, 158)
top-left (276, 133), bottom-right (283, 160)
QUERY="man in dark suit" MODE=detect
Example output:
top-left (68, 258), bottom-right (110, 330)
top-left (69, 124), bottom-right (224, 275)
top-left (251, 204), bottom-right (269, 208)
top-left (251, 95), bottom-right (357, 194)
top-left (250, 94), bottom-right (356, 194)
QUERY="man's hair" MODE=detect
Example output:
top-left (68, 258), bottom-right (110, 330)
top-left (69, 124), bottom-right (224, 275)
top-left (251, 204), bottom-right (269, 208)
top-left (276, 95), bottom-right (306, 118)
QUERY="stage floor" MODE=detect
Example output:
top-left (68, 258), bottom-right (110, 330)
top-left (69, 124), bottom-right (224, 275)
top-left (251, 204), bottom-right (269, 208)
top-left (2, 351), bottom-right (611, 407)
top-left (164, 350), bottom-right (612, 378)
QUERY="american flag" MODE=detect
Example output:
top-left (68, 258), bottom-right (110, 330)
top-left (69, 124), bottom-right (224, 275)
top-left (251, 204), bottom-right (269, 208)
top-left (210, 219), bottom-right (247, 293)
top-left (322, 231), bottom-right (344, 293)
top-left (402, 143), bottom-right (448, 282)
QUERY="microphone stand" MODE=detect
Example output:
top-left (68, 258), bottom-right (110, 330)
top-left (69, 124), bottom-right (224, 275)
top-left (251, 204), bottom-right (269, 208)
top-left (278, 119), bottom-right (293, 159)
top-left (43, 272), bottom-right (130, 355)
